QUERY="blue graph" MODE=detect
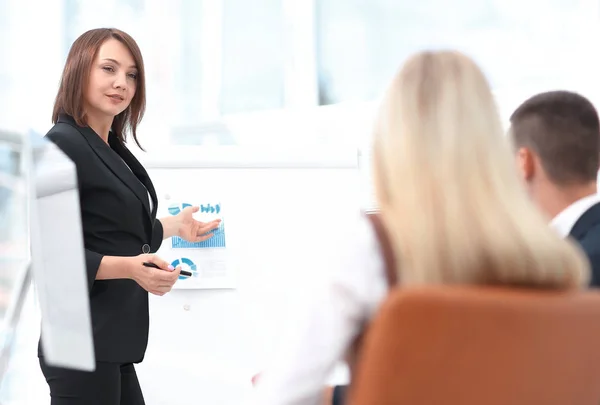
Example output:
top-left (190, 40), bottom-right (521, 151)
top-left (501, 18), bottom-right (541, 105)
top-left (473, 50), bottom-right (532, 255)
top-left (200, 204), bottom-right (221, 214)
top-left (170, 257), bottom-right (197, 280)
top-left (168, 203), bottom-right (221, 216)
top-left (168, 203), bottom-right (192, 216)
top-left (171, 220), bottom-right (226, 249)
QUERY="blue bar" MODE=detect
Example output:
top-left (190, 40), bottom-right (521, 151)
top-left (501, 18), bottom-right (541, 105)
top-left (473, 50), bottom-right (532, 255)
top-left (171, 223), bottom-right (226, 249)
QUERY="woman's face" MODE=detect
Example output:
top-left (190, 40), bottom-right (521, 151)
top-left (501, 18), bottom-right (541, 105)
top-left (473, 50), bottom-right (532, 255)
top-left (84, 38), bottom-right (138, 120)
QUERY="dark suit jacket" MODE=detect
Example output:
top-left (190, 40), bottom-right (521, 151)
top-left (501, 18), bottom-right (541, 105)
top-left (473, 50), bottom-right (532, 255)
top-left (569, 202), bottom-right (600, 288)
top-left (40, 114), bottom-right (163, 363)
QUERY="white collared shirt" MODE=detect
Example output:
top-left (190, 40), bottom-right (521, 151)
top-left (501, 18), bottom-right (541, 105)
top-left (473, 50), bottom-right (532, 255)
top-left (550, 194), bottom-right (600, 238)
top-left (251, 213), bottom-right (388, 405)
top-left (118, 154), bottom-right (153, 212)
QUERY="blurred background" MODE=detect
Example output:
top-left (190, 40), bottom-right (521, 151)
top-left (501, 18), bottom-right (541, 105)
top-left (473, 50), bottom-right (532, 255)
top-left (3, 0), bottom-right (600, 143)
top-left (2, 0), bottom-right (600, 209)
top-left (1, 0), bottom-right (600, 403)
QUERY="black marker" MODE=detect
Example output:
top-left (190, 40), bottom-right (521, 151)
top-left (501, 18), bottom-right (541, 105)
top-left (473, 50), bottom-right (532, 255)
top-left (142, 262), bottom-right (192, 277)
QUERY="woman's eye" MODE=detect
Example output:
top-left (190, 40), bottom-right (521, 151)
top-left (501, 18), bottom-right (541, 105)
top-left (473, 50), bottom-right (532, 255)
top-left (127, 73), bottom-right (138, 79)
top-left (102, 66), bottom-right (114, 72)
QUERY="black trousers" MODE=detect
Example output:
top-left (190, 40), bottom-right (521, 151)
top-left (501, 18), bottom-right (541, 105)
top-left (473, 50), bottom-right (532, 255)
top-left (39, 357), bottom-right (145, 405)
top-left (332, 384), bottom-right (347, 405)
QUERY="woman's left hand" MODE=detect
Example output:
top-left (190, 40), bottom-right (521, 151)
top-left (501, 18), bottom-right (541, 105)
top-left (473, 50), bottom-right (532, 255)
top-left (176, 206), bottom-right (221, 242)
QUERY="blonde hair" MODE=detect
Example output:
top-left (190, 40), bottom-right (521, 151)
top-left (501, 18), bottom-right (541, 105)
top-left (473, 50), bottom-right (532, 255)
top-left (373, 50), bottom-right (589, 289)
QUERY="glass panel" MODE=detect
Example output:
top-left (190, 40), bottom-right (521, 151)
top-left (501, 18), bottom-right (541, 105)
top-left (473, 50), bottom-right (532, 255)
top-left (0, 133), bottom-right (28, 320)
top-left (220, 0), bottom-right (285, 115)
top-left (61, 0), bottom-right (286, 146)
top-left (316, 0), bottom-right (600, 107)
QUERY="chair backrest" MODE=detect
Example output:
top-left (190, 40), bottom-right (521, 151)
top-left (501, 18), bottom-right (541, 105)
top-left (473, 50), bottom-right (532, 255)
top-left (348, 286), bottom-right (600, 405)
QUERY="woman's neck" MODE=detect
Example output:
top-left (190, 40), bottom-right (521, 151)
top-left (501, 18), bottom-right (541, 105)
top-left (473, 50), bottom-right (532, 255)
top-left (86, 112), bottom-right (113, 143)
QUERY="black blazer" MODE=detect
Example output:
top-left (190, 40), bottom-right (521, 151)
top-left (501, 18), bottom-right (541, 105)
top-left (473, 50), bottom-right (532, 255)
top-left (40, 114), bottom-right (163, 363)
top-left (569, 202), bottom-right (600, 288)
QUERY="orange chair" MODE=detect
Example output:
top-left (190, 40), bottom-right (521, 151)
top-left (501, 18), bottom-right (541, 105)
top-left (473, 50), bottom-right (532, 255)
top-left (348, 286), bottom-right (600, 405)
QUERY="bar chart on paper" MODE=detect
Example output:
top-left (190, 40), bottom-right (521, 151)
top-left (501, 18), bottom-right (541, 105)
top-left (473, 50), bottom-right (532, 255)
top-left (160, 201), bottom-right (232, 289)
top-left (171, 221), bottom-right (226, 249)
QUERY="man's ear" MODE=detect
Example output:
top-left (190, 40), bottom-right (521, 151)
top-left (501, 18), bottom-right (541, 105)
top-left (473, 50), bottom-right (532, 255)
top-left (516, 147), bottom-right (535, 181)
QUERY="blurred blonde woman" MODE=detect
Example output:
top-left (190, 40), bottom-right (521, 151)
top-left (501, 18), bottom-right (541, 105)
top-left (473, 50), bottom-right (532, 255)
top-left (252, 50), bottom-right (589, 405)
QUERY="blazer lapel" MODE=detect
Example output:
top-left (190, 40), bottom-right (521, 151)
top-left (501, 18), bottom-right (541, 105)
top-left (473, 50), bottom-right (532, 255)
top-left (569, 202), bottom-right (600, 241)
top-left (57, 115), bottom-right (152, 220)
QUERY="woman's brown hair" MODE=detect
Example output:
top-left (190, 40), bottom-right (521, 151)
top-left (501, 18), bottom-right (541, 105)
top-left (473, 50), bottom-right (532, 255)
top-left (52, 28), bottom-right (146, 149)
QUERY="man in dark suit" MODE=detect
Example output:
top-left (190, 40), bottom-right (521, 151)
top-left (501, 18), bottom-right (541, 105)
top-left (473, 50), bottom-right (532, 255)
top-left (509, 90), bottom-right (600, 286)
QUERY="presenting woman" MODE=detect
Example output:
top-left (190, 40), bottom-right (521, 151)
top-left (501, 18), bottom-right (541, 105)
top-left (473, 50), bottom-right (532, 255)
top-left (38, 28), bottom-right (220, 405)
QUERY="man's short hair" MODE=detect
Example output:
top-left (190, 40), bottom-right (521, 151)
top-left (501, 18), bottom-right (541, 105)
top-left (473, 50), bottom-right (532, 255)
top-left (510, 90), bottom-right (600, 185)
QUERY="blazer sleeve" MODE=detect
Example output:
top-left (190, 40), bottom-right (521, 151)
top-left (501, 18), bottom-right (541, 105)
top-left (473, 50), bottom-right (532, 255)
top-left (84, 249), bottom-right (104, 291)
top-left (150, 218), bottom-right (164, 253)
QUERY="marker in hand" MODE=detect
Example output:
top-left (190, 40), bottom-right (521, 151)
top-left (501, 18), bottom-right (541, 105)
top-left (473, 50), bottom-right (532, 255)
top-left (143, 261), bottom-right (192, 277)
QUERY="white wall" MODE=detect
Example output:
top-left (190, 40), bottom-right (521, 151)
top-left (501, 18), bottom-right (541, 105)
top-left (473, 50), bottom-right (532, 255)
top-left (135, 146), bottom-right (360, 405)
